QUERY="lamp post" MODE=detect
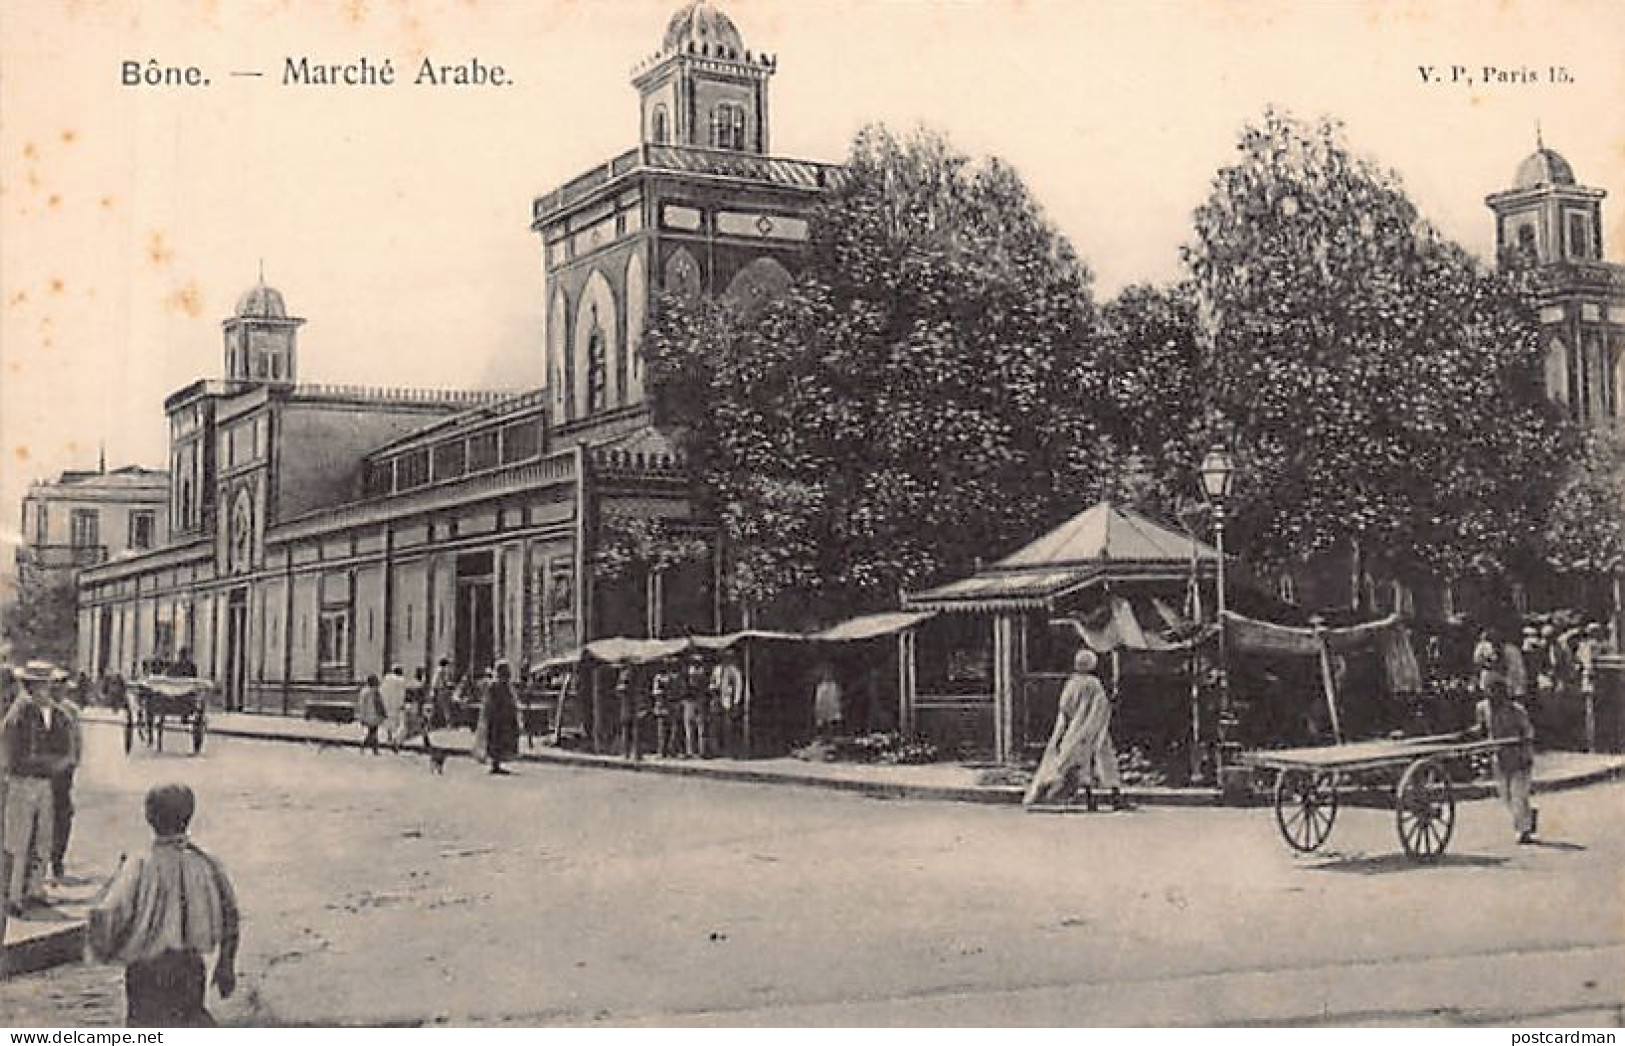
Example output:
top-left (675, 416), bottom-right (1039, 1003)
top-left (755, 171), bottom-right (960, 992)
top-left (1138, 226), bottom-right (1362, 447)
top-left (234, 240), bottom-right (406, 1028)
top-left (1199, 443), bottom-right (1242, 784)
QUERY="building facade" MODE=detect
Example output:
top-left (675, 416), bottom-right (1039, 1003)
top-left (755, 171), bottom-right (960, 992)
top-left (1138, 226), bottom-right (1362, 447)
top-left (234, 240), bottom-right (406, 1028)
top-left (77, 0), bottom-right (832, 712)
top-left (18, 465), bottom-right (169, 585)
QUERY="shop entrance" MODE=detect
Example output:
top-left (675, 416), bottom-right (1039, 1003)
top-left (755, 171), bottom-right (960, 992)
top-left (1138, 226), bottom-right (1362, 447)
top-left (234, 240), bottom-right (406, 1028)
top-left (224, 588), bottom-right (248, 711)
top-left (455, 552), bottom-right (495, 680)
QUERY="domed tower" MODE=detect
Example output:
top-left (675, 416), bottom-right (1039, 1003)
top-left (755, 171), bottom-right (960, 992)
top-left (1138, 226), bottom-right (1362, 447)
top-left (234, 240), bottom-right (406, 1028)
top-left (1486, 137), bottom-right (1605, 267)
top-left (222, 278), bottom-right (304, 383)
top-left (631, 0), bottom-right (776, 153)
top-left (1486, 136), bottom-right (1624, 427)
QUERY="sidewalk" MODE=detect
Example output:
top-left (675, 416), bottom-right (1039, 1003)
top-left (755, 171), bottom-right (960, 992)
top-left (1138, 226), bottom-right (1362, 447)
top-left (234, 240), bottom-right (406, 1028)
top-left (79, 707), bottom-right (1625, 806)
top-left (1, 875), bottom-right (103, 979)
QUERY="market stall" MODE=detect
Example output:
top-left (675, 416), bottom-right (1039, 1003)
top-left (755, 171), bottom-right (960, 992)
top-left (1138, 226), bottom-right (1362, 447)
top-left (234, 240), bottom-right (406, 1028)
top-left (903, 501), bottom-right (1220, 765)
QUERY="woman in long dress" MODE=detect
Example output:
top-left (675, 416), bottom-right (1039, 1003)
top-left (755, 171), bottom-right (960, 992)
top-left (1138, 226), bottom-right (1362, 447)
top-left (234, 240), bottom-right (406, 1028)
top-left (1024, 648), bottom-right (1126, 811)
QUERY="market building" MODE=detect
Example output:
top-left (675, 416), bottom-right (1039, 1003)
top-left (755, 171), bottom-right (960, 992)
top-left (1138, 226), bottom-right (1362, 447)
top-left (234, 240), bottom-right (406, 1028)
top-left (76, 0), bottom-right (835, 713)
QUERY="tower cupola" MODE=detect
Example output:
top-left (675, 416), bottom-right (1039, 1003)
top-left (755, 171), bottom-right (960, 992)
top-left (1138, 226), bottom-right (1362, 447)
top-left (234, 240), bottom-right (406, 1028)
top-left (631, 1), bottom-right (775, 154)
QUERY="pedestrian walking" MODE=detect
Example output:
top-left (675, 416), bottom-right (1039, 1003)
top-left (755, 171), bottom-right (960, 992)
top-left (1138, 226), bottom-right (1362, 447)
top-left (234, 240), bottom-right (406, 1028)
top-left (380, 665), bottom-right (409, 751)
top-left (355, 674), bottom-right (385, 755)
top-left (1025, 649), bottom-right (1127, 811)
top-left (1469, 675), bottom-right (1537, 843)
top-left (47, 668), bottom-right (83, 882)
top-left (2, 661), bottom-right (75, 915)
top-left (476, 661), bottom-right (521, 775)
top-left (89, 782), bottom-right (240, 1028)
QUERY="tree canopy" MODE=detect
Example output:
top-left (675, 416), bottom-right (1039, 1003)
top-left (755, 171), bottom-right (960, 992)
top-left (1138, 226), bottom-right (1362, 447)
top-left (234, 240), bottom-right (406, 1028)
top-left (646, 125), bottom-right (1128, 620)
top-left (1182, 108), bottom-right (1575, 582)
top-left (1543, 426), bottom-right (1625, 576)
top-left (1, 571), bottom-right (79, 667)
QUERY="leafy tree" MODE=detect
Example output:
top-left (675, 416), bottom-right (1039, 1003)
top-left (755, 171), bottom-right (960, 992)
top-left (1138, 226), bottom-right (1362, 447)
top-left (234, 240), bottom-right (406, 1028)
top-left (647, 125), bottom-right (1126, 620)
top-left (1543, 426), bottom-right (1625, 575)
top-left (1183, 108), bottom-right (1574, 585)
top-left (1, 570), bottom-right (79, 667)
top-left (1095, 282), bottom-right (1204, 519)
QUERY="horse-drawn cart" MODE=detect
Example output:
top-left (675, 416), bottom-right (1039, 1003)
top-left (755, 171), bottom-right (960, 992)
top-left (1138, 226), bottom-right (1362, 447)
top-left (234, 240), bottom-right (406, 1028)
top-left (125, 675), bottom-right (212, 755)
top-left (1244, 734), bottom-right (1520, 863)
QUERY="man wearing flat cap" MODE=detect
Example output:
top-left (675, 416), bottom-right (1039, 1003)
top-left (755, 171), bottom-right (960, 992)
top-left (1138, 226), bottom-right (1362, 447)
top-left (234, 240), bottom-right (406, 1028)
top-left (2, 661), bottom-right (75, 914)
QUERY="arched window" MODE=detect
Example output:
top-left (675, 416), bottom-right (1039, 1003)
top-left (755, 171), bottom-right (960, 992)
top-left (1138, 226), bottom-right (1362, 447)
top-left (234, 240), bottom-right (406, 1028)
top-left (710, 103), bottom-right (746, 151)
top-left (586, 304), bottom-right (607, 413)
top-left (651, 105), bottom-right (669, 145)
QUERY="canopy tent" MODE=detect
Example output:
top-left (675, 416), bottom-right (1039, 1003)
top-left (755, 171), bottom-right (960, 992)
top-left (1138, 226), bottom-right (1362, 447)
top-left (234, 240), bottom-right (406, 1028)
top-left (812, 610), bottom-right (936, 642)
top-left (538, 614), bottom-right (938, 757)
top-left (539, 614), bottom-right (934, 671)
top-left (905, 501), bottom-right (1220, 613)
top-left (900, 502), bottom-right (1221, 763)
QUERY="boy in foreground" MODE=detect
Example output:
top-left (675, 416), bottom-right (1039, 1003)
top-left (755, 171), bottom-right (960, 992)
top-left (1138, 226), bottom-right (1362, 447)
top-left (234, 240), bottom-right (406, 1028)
top-left (89, 783), bottom-right (240, 1027)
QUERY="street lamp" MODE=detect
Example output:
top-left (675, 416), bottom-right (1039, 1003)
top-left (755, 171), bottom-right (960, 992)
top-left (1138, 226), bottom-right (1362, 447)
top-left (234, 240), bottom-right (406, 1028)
top-left (1199, 443), bottom-right (1241, 784)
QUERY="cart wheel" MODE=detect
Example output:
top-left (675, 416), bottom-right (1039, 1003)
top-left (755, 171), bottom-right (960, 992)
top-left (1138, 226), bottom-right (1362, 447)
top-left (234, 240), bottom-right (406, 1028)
top-left (1396, 757), bottom-right (1455, 862)
top-left (192, 715), bottom-right (206, 754)
top-left (1273, 769), bottom-right (1339, 853)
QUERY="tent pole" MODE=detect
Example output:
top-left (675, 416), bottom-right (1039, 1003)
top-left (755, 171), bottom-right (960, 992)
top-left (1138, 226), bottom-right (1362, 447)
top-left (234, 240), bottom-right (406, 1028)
top-left (742, 642), bottom-right (754, 758)
top-left (1313, 623), bottom-right (1344, 744)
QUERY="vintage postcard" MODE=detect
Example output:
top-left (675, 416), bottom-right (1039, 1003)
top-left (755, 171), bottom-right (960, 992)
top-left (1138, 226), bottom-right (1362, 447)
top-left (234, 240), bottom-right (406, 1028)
top-left (1, 0), bottom-right (1622, 1030)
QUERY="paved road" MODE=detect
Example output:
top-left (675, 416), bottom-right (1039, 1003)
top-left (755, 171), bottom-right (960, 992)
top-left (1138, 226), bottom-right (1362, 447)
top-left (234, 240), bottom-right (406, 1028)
top-left (2, 724), bottom-right (1620, 1026)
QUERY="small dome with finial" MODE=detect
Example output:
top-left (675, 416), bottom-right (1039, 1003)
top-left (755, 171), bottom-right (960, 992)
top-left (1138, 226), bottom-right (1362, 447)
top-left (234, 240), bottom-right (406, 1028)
top-left (1514, 132), bottom-right (1577, 190)
top-left (235, 282), bottom-right (287, 319)
top-left (662, 1), bottom-right (746, 60)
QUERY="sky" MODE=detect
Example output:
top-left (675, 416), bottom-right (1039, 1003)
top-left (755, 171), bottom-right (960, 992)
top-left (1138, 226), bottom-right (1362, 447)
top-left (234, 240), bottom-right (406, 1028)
top-left (2, 0), bottom-right (1624, 576)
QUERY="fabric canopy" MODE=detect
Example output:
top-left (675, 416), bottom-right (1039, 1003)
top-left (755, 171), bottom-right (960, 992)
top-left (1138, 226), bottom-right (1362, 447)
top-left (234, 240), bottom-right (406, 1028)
top-left (812, 610), bottom-right (936, 642)
top-left (1222, 610), bottom-right (1423, 695)
top-left (539, 616), bottom-right (923, 669)
top-left (1055, 594), bottom-right (1213, 653)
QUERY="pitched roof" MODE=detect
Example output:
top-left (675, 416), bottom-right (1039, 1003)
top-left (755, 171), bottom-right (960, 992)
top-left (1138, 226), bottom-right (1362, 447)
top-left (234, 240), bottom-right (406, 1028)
top-left (906, 501), bottom-right (1218, 611)
top-left (996, 501), bottom-right (1217, 569)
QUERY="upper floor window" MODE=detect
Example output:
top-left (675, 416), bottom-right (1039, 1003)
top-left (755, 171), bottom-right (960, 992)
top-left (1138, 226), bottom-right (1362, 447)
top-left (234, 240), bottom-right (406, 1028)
top-left (34, 502), bottom-right (47, 543)
top-left (129, 510), bottom-right (155, 550)
top-left (1516, 223), bottom-right (1537, 259)
top-left (1567, 212), bottom-right (1593, 260)
top-left (709, 103), bottom-right (746, 151)
top-left (651, 104), bottom-right (669, 145)
top-left (70, 508), bottom-right (99, 548)
top-left (469, 431), bottom-right (499, 472)
top-left (501, 419), bottom-right (541, 463)
top-left (433, 439), bottom-right (468, 481)
top-left (397, 449), bottom-right (430, 490)
top-left (586, 305), bottom-right (607, 413)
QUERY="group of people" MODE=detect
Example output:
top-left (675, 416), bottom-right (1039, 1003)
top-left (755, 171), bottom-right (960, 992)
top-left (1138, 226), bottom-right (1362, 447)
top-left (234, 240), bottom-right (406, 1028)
top-left (354, 658), bottom-right (521, 774)
top-left (615, 651), bottom-right (745, 762)
top-left (1, 660), bottom-right (84, 917)
top-left (3, 658), bottom-right (238, 1025)
top-left (1471, 621), bottom-right (1612, 737)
